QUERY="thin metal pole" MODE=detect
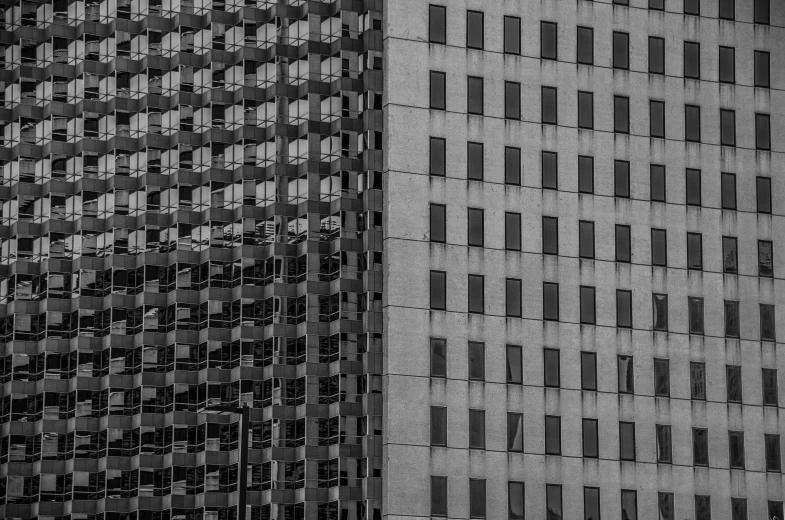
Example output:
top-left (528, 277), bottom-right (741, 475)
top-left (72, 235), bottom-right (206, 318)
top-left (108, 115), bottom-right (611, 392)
top-left (238, 403), bottom-right (249, 520)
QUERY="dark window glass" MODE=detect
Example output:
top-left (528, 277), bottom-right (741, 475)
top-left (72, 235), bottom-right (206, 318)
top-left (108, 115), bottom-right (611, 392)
top-left (577, 27), bottom-right (593, 65)
top-left (505, 147), bottom-right (521, 185)
top-left (653, 293), bottom-right (668, 331)
top-left (721, 172), bottom-right (736, 209)
top-left (723, 236), bottom-right (738, 273)
top-left (431, 406), bottom-right (447, 446)
top-left (430, 271), bottom-right (446, 310)
top-left (506, 278), bottom-right (522, 318)
top-left (720, 109), bottom-right (736, 146)
top-left (729, 431), bottom-right (745, 469)
top-left (757, 177), bottom-right (772, 214)
top-left (614, 96), bottom-right (630, 134)
top-left (719, 0), bottom-right (734, 19)
top-left (508, 413), bottom-right (523, 452)
top-left (430, 204), bottom-right (446, 243)
top-left (650, 100), bottom-right (665, 138)
top-left (543, 216), bottom-right (558, 255)
top-left (429, 5), bottom-right (446, 44)
top-left (544, 348), bottom-right (560, 387)
top-left (544, 283), bottom-right (559, 321)
top-left (616, 225), bottom-right (631, 262)
top-left (615, 160), bottom-right (630, 197)
top-left (686, 168), bottom-right (701, 205)
top-left (695, 496), bottom-right (711, 520)
top-left (542, 87), bottom-right (557, 125)
top-left (509, 482), bottom-right (525, 520)
top-left (613, 32), bottom-right (629, 69)
top-left (584, 488), bottom-right (600, 520)
top-left (468, 275), bottom-right (484, 314)
top-left (731, 499), bottom-right (746, 520)
top-left (691, 362), bottom-right (706, 400)
top-left (685, 42), bottom-right (700, 78)
top-left (546, 486), bottom-right (562, 520)
top-left (579, 221), bottom-right (595, 259)
top-left (685, 105), bottom-right (701, 141)
top-left (693, 428), bottom-right (709, 466)
top-left (726, 365), bottom-right (742, 403)
top-left (466, 11), bottom-right (483, 49)
top-left (770, 502), bottom-right (784, 520)
top-left (614, 0), bottom-right (629, 5)
top-left (617, 290), bottom-right (632, 328)
top-left (766, 434), bottom-right (781, 472)
top-left (654, 358), bottom-right (670, 397)
top-left (650, 0), bottom-right (665, 8)
top-left (685, 0), bottom-right (700, 15)
top-left (578, 91), bottom-right (594, 129)
top-left (469, 479), bottom-right (486, 519)
top-left (505, 212), bottom-right (521, 251)
top-left (649, 37), bottom-right (665, 74)
top-left (430, 71), bottom-right (446, 110)
top-left (618, 355), bottom-right (634, 394)
top-left (651, 165), bottom-right (666, 202)
top-left (763, 368), bottom-right (778, 406)
top-left (467, 142), bottom-right (483, 181)
top-left (756, 113), bottom-right (771, 150)
top-left (505, 82), bottom-right (521, 120)
top-left (659, 493), bottom-right (675, 520)
top-left (725, 300), bottom-right (740, 338)
top-left (467, 208), bottom-right (483, 247)
top-left (507, 345), bottom-right (523, 384)
top-left (689, 297), bottom-right (704, 334)
top-left (620, 422), bottom-right (636, 460)
top-left (581, 352), bottom-right (597, 391)
top-left (687, 233), bottom-right (702, 270)
top-left (759, 241), bottom-right (774, 277)
top-left (431, 477), bottom-right (448, 517)
top-left (755, 51), bottom-right (770, 88)
top-left (469, 410), bottom-right (485, 449)
top-left (431, 338), bottom-right (446, 378)
top-left (542, 151), bottom-right (558, 190)
top-left (430, 137), bottom-right (446, 176)
top-left (719, 47), bottom-right (735, 83)
top-left (468, 341), bottom-right (484, 381)
top-left (583, 419), bottom-right (598, 458)
top-left (504, 16), bottom-right (521, 55)
top-left (755, 0), bottom-right (770, 24)
top-left (578, 156), bottom-right (594, 194)
top-left (541, 22), bottom-right (557, 60)
top-left (657, 424), bottom-right (672, 463)
top-left (467, 76), bottom-right (483, 115)
top-left (545, 416), bottom-right (561, 455)
top-left (621, 490), bottom-right (638, 520)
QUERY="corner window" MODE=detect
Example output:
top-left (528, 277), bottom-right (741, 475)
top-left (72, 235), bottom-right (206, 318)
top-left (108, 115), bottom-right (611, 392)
top-left (466, 10), bottom-right (484, 50)
top-left (430, 71), bottom-right (446, 110)
top-left (541, 22), bottom-right (557, 60)
top-left (429, 5), bottom-right (447, 44)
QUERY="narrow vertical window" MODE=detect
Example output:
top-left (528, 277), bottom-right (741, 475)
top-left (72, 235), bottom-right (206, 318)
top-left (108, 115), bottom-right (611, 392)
top-left (580, 286), bottom-right (596, 325)
top-left (541, 87), bottom-right (557, 125)
top-left (722, 236), bottom-right (738, 274)
top-left (695, 496), bottom-right (711, 520)
top-left (542, 151), bottom-right (558, 190)
top-left (468, 410), bottom-right (485, 449)
top-left (577, 27), bottom-right (593, 65)
top-left (467, 142), bottom-right (483, 181)
top-left (543, 283), bottom-right (559, 321)
top-left (616, 225), bottom-right (631, 262)
top-left (690, 362), bottom-right (706, 400)
top-left (430, 338), bottom-right (446, 378)
top-left (759, 240), bottom-right (774, 277)
top-left (757, 177), bottom-right (772, 214)
top-left (689, 297), bottom-right (704, 335)
top-left (770, 502), bottom-right (784, 520)
top-left (726, 365), bottom-right (742, 403)
top-left (652, 293), bottom-right (668, 331)
top-left (685, 104), bottom-right (701, 141)
top-left (429, 5), bottom-right (447, 44)
top-left (467, 275), bottom-right (484, 314)
top-left (656, 424), bottom-right (672, 463)
top-left (430, 271), bottom-right (446, 310)
top-left (754, 0), bottom-right (770, 24)
top-left (467, 76), bottom-right (483, 115)
top-left (728, 431), bottom-right (745, 469)
top-left (541, 22), bottom-right (557, 60)
top-left (650, 100), bottom-right (665, 138)
top-left (693, 428), bottom-right (709, 465)
top-left (619, 422), bottom-right (636, 460)
top-left (577, 91), bottom-right (594, 129)
top-left (466, 11), bottom-right (484, 49)
top-left (615, 160), bottom-right (630, 198)
top-left (618, 355), bottom-right (634, 394)
top-left (431, 477), bottom-right (448, 517)
top-left (650, 165), bottom-right (666, 202)
top-left (724, 300), bottom-right (740, 338)
top-left (507, 345), bottom-right (523, 384)
top-left (430, 71), bottom-right (446, 110)
top-left (581, 352), bottom-right (597, 391)
top-left (684, 42), bottom-right (700, 78)
top-left (546, 485), bottom-right (562, 520)
top-left (649, 37), bottom-right (665, 74)
top-left (583, 418), bottom-right (598, 458)
top-left (617, 290), bottom-right (632, 328)
top-left (507, 413), bottom-right (523, 452)
top-left (687, 233), bottom-right (702, 270)
top-left (621, 490), bottom-right (638, 520)
top-left (731, 498), bottom-right (746, 520)
top-left (766, 434), bottom-right (781, 472)
top-left (720, 109), bottom-right (736, 147)
top-left (430, 137), bottom-right (446, 176)
top-left (468, 342), bottom-right (484, 381)
top-left (719, 0), bottom-right (735, 19)
top-left (431, 406), bottom-right (447, 446)
top-left (686, 168), bottom-right (701, 206)
top-left (505, 147), bottom-right (521, 186)
top-left (578, 156), bottom-right (594, 194)
top-left (614, 96), bottom-right (630, 134)
top-left (505, 82), bottom-right (521, 120)
top-left (469, 479), bottom-right (486, 519)
top-left (721, 172), bottom-right (736, 210)
top-left (719, 46), bottom-right (735, 83)
top-left (506, 278), bottom-right (522, 318)
top-left (755, 51), bottom-right (770, 88)
top-left (467, 208), bottom-right (483, 247)
top-left (654, 358), bottom-right (670, 397)
top-left (544, 348), bottom-right (560, 387)
top-left (545, 416), bottom-right (561, 455)
top-left (685, 0), bottom-right (700, 16)
top-left (584, 488), bottom-right (600, 520)
top-left (543, 216), bottom-right (558, 255)
top-left (613, 32), bottom-right (630, 70)
top-left (430, 204), bottom-right (446, 243)
top-left (505, 212), bottom-right (521, 251)
top-left (579, 221), bottom-right (595, 259)
top-left (763, 368), bottom-right (778, 406)
top-left (756, 113), bottom-right (771, 151)
top-left (659, 493), bottom-right (675, 520)
top-left (508, 482), bottom-right (525, 520)
top-left (504, 16), bottom-right (521, 55)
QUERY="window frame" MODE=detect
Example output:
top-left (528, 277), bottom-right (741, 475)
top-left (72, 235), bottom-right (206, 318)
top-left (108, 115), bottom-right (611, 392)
top-left (467, 141), bottom-right (484, 181)
top-left (466, 10), bottom-right (484, 50)
top-left (578, 155), bottom-right (594, 194)
top-left (505, 81), bottom-right (521, 120)
top-left (656, 424), bottom-right (672, 463)
top-left (468, 409), bottom-right (485, 450)
top-left (581, 351), bottom-right (597, 391)
top-left (543, 282), bottom-right (559, 321)
top-left (503, 16), bottom-right (522, 55)
top-left (468, 341), bottom-right (485, 381)
top-left (654, 358), bottom-right (671, 397)
top-left (430, 203), bottom-right (446, 243)
top-left (613, 31), bottom-right (630, 70)
top-left (467, 76), bottom-right (484, 115)
top-left (577, 91), bottom-right (594, 130)
top-left (428, 4), bottom-right (447, 44)
top-left (684, 41), bottom-right (701, 79)
top-left (543, 348), bottom-right (560, 388)
top-left (469, 478), bottom-right (486, 519)
top-left (431, 476), bottom-right (448, 517)
top-left (617, 289), bottom-right (633, 328)
top-left (650, 99), bottom-right (665, 138)
top-left (650, 164), bottom-right (666, 202)
top-left (755, 50), bottom-right (771, 88)
top-left (577, 26), bottom-right (594, 65)
top-left (619, 421), bottom-right (637, 461)
top-left (430, 337), bottom-right (447, 378)
top-left (756, 113), bottom-right (771, 151)
top-left (618, 355), bottom-right (635, 394)
top-left (583, 418), bottom-right (599, 458)
top-left (687, 232), bottom-right (703, 270)
top-left (541, 86), bottom-right (558, 125)
top-left (507, 412), bottom-right (524, 453)
top-left (688, 297), bottom-right (704, 335)
top-left (467, 274), bottom-right (484, 314)
top-left (721, 172), bottom-right (736, 210)
top-left (720, 108), bottom-right (736, 147)
top-left (430, 406), bottom-right (448, 446)
top-left (652, 293), bottom-right (669, 331)
top-left (542, 151), bottom-right (558, 190)
top-left (614, 95), bottom-right (630, 134)
top-left (685, 104), bottom-right (701, 142)
top-left (430, 270), bottom-right (446, 310)
top-left (719, 0), bottom-right (735, 19)
top-left (430, 71), bottom-right (446, 110)
top-left (467, 207), bottom-right (484, 247)
top-left (506, 278), bottom-right (522, 318)
top-left (506, 345), bottom-right (523, 385)
top-left (578, 220), bottom-right (595, 260)
top-left (649, 36), bottom-right (665, 74)
top-left (544, 415), bottom-right (561, 455)
top-left (541, 21), bottom-right (558, 60)
top-left (505, 211), bottom-right (522, 251)
top-left (719, 46), bottom-right (735, 83)
top-left (757, 176), bottom-right (772, 214)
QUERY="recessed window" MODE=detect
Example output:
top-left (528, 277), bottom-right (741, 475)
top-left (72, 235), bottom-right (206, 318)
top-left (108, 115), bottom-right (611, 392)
top-left (690, 362), bottom-right (706, 400)
top-left (650, 0), bottom-right (664, 9)
top-left (430, 203), bottom-right (446, 243)
top-left (622, 490), bottom-right (638, 520)
top-left (546, 485), bottom-right (562, 519)
top-left (765, 434), bottom-right (781, 472)
top-left (696, 497), bottom-right (712, 520)
top-left (686, 168), bottom-right (701, 206)
top-left (755, 0), bottom-right (770, 24)
top-left (761, 304), bottom-right (776, 342)
top-left (757, 177), bottom-right (772, 214)
top-left (542, 86), bottom-right (557, 125)
top-left (504, 16), bottom-right (521, 55)
top-left (614, 96), bottom-right (630, 134)
top-left (684, 42), bottom-right (700, 79)
top-left (721, 172), bottom-right (736, 210)
top-left (578, 156), bottom-right (594, 194)
top-left (620, 422), bottom-right (636, 460)
top-left (430, 338), bottom-right (446, 378)
top-left (653, 293), bottom-right (669, 331)
top-left (651, 229), bottom-right (667, 267)
top-left (543, 216), bottom-right (558, 255)
top-left (507, 413), bottom-right (523, 452)
top-left (685, 0), bottom-right (700, 15)
top-left (542, 151), bottom-right (558, 190)
top-left (505, 147), bottom-right (521, 185)
top-left (615, 160), bottom-right (630, 198)
top-left (723, 236), bottom-right (738, 273)
top-left (543, 282), bottom-right (559, 321)
top-left (430, 137), bottom-right (446, 176)
top-left (467, 76), bottom-right (483, 115)
top-left (659, 493), bottom-right (674, 520)
top-left (617, 289), bottom-right (632, 328)
top-left (763, 368), bottom-right (778, 406)
top-left (429, 5), bottom-right (446, 44)
top-left (725, 300), bottom-right (740, 338)
top-left (613, 32), bottom-right (630, 70)
top-left (729, 431), bottom-right (745, 469)
top-left (720, 109), bottom-right (736, 147)
top-left (545, 415), bottom-right (561, 455)
top-left (654, 358), bottom-right (670, 397)
top-left (430, 271), bottom-right (446, 310)
top-left (583, 419), bottom-right (598, 458)
top-left (616, 225), bottom-right (631, 263)
top-left (431, 406), bottom-right (447, 446)
top-left (544, 348), bottom-right (560, 387)
top-left (467, 208), bottom-right (483, 247)
top-left (693, 428), bottom-right (709, 465)
top-left (770, 502), bottom-right (784, 520)
top-left (650, 100), bottom-right (665, 138)
top-left (581, 352), bottom-right (597, 391)
top-left (579, 221), bottom-right (594, 259)
top-left (687, 232), bottom-right (703, 270)
top-left (430, 71), bottom-right (446, 110)
top-left (505, 212), bottom-right (521, 251)
top-left (685, 105), bottom-right (701, 142)
top-left (508, 482), bottom-right (525, 520)
top-left (689, 297), bottom-right (704, 335)
top-left (585, 488), bottom-right (601, 520)
top-left (469, 479), bottom-right (486, 519)
top-left (541, 22), bottom-right (557, 60)
top-left (719, 0), bottom-right (734, 19)
top-left (726, 365), bottom-right (742, 403)
top-left (759, 240), bottom-right (773, 277)
top-left (506, 345), bottom-right (522, 384)
top-left (650, 164), bottom-right (666, 202)
top-left (506, 278), bottom-right (522, 318)
top-left (431, 477), bottom-right (448, 517)
top-left (467, 142), bottom-right (483, 181)
top-left (467, 274), bottom-right (484, 314)
top-left (578, 91), bottom-right (594, 129)
top-left (719, 46), bottom-right (735, 83)
top-left (468, 341), bottom-right (484, 381)
top-left (505, 81), bottom-right (521, 120)
top-left (577, 27), bottom-right (593, 65)
top-left (466, 10), bottom-right (483, 49)
top-left (755, 51), bottom-right (770, 88)
top-left (618, 355), bottom-right (634, 394)
top-left (469, 409), bottom-right (485, 449)
top-left (756, 113), bottom-right (771, 151)
top-left (649, 37), bottom-right (665, 74)
top-left (657, 424), bottom-right (672, 463)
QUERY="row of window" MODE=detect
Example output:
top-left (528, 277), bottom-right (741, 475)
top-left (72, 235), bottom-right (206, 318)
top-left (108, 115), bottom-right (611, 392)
top-left (430, 479), bottom-right (781, 520)
top-left (431, 340), bottom-right (780, 404)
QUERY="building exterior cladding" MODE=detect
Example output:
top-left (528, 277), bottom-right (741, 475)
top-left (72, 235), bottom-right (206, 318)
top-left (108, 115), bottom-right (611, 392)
top-left (384, 1), bottom-right (785, 520)
top-left (0, 0), bottom-right (384, 519)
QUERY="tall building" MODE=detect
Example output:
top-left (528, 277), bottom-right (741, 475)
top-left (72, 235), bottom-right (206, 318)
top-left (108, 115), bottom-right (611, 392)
top-left (0, 0), bottom-right (783, 520)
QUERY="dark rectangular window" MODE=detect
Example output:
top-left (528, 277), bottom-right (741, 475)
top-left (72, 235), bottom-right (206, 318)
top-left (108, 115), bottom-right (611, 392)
top-left (469, 479), bottom-right (486, 519)
top-left (691, 362), bottom-right (706, 400)
top-left (546, 485), bottom-right (562, 520)
top-left (719, 46), bottom-right (735, 83)
top-left (578, 156), bottom-right (594, 194)
top-left (719, 0), bottom-right (734, 19)
top-left (467, 142), bottom-right (483, 181)
top-left (469, 409), bottom-right (485, 449)
top-left (763, 368), bottom-right (778, 406)
top-left (504, 16), bottom-right (521, 55)
top-left (505, 147), bottom-right (521, 185)
top-left (685, 42), bottom-right (700, 78)
top-left (577, 27), bottom-right (593, 65)
top-left (620, 422), bottom-right (636, 461)
top-left (693, 428), bottom-right (709, 466)
top-left (613, 32), bottom-right (629, 70)
top-left (505, 212), bottom-right (521, 251)
top-left (686, 168), bottom-right (701, 205)
top-left (430, 204), bottom-right (446, 243)
top-left (615, 160), bottom-right (630, 198)
top-left (584, 488), bottom-right (600, 520)
top-left (755, 0), bottom-right (770, 24)
top-left (685, 0), bottom-right (700, 15)
top-left (578, 91), bottom-right (593, 129)
top-left (650, 0), bottom-right (664, 9)
top-left (756, 113), bottom-right (771, 150)
top-left (509, 482), bottom-right (525, 520)
top-left (654, 358), bottom-right (670, 397)
top-left (618, 355), bottom-right (634, 394)
top-left (657, 424), bottom-right (672, 463)
top-left (579, 221), bottom-right (595, 259)
top-left (617, 290), bottom-right (632, 328)
top-left (508, 413), bottom-right (523, 452)
top-left (466, 10), bottom-right (483, 49)
top-left (431, 338), bottom-right (446, 378)
top-left (467, 208), bottom-right (483, 247)
top-left (430, 137), bottom-right (446, 176)
top-left (755, 51), bottom-right (770, 88)
top-left (659, 493), bottom-right (674, 520)
top-left (583, 418), bottom-right (598, 458)
top-left (429, 5), bottom-right (446, 44)
top-left (616, 225), bottom-right (631, 262)
top-left (757, 177), bottom-right (772, 214)
top-left (695, 496), bottom-right (711, 520)
top-left (544, 348), bottom-right (560, 387)
top-left (430, 71), bottom-right (446, 110)
top-left (759, 240), bottom-right (774, 277)
top-left (542, 87), bottom-right (557, 125)
top-left (685, 105), bottom-right (701, 141)
top-left (581, 352), bottom-right (597, 391)
top-left (467, 76), bottom-right (483, 115)
top-left (689, 297), bottom-right (704, 335)
top-left (770, 502), bottom-right (784, 520)
top-left (431, 477), bottom-right (448, 517)
top-left (431, 406), bottom-right (447, 446)
top-left (541, 22), bottom-right (557, 60)
top-left (766, 434), bottom-right (781, 472)
top-left (468, 275), bottom-right (484, 314)
top-left (729, 431), bottom-right (745, 469)
top-left (726, 365), bottom-right (742, 403)
top-left (721, 172), bottom-right (736, 209)
top-left (731, 498), bottom-right (746, 520)
top-left (725, 300), bottom-right (740, 338)
top-left (545, 415), bottom-right (561, 455)
top-left (651, 165), bottom-right (666, 202)
top-left (720, 109), bottom-right (736, 146)
top-left (653, 293), bottom-right (668, 331)
top-left (506, 278), bottom-right (522, 318)
top-left (505, 81), bottom-right (521, 120)
top-left (506, 344), bottom-right (523, 384)
top-left (687, 233), bottom-right (702, 270)
top-left (544, 283), bottom-right (559, 321)
top-left (543, 216), bottom-right (558, 255)
top-left (430, 271), bottom-right (446, 310)
top-left (542, 151), bottom-right (558, 190)
top-left (468, 341), bottom-right (484, 381)
top-left (650, 100), bottom-right (665, 138)
top-left (649, 37), bottom-right (665, 74)
top-left (621, 490), bottom-right (638, 520)
top-left (723, 236), bottom-right (738, 274)
top-left (614, 96), bottom-right (630, 134)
